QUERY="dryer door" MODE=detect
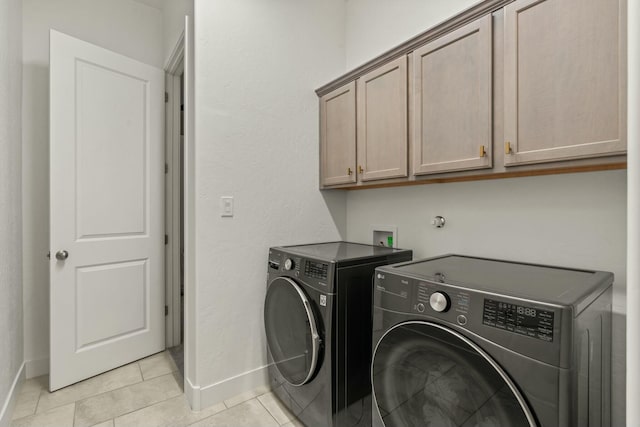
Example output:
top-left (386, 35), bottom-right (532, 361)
top-left (372, 321), bottom-right (537, 427)
top-left (264, 277), bottom-right (322, 386)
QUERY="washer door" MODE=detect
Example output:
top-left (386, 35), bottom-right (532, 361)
top-left (264, 277), bottom-right (321, 386)
top-left (372, 321), bottom-right (537, 427)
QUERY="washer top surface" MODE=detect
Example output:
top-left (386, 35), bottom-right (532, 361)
top-left (276, 241), bottom-right (410, 263)
top-left (381, 255), bottom-right (613, 306)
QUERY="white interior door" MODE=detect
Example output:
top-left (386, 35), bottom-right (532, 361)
top-left (49, 30), bottom-right (164, 391)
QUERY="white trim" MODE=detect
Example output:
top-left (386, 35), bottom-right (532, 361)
top-left (0, 362), bottom-right (25, 427)
top-left (164, 68), bottom-right (184, 349)
top-left (199, 365), bottom-right (269, 411)
top-left (164, 30), bottom-right (185, 73)
top-left (164, 71), bottom-right (175, 349)
top-left (627, 0), bottom-right (640, 424)
top-left (184, 376), bottom-right (201, 411)
top-left (164, 20), bottom-right (186, 352)
top-left (25, 357), bottom-right (49, 379)
top-left (183, 13), bottom-right (197, 412)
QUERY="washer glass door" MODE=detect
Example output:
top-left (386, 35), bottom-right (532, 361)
top-left (264, 277), bottom-right (321, 386)
top-left (372, 321), bottom-right (536, 427)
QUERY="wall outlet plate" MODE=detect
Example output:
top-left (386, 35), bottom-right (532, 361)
top-left (371, 225), bottom-right (398, 248)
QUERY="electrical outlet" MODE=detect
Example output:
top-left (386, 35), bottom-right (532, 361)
top-left (371, 225), bottom-right (398, 248)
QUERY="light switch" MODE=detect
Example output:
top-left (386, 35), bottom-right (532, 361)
top-left (220, 196), bottom-right (234, 217)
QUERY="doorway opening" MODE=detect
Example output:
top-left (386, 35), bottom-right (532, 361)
top-left (165, 40), bottom-right (185, 376)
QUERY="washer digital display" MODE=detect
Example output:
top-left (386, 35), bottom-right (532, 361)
top-left (482, 299), bottom-right (554, 342)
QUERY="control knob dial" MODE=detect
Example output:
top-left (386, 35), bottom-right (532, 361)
top-left (429, 291), bottom-right (450, 313)
top-left (283, 258), bottom-right (295, 271)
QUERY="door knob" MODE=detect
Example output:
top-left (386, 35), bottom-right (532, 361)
top-left (55, 250), bottom-right (69, 261)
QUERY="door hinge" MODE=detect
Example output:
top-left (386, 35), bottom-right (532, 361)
top-left (165, 92), bottom-right (169, 103)
top-left (165, 234), bottom-right (169, 245)
top-left (165, 305), bottom-right (169, 316)
top-left (165, 163), bottom-right (169, 174)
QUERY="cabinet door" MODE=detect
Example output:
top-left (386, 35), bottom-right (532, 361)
top-left (357, 56), bottom-right (408, 181)
top-left (320, 82), bottom-right (356, 186)
top-left (504, 0), bottom-right (626, 166)
top-left (413, 15), bottom-right (492, 175)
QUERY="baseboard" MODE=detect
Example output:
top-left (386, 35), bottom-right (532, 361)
top-left (25, 357), bottom-right (49, 379)
top-left (0, 362), bottom-right (26, 427)
top-left (184, 376), bottom-right (201, 411)
top-left (198, 365), bottom-right (269, 411)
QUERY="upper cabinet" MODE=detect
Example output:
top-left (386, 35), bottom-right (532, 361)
top-left (316, 0), bottom-right (627, 189)
top-left (503, 0), bottom-right (626, 166)
top-left (320, 82), bottom-right (356, 187)
top-left (413, 15), bottom-right (493, 175)
top-left (357, 56), bottom-right (408, 181)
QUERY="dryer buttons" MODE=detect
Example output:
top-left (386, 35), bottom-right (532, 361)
top-left (416, 303), bottom-right (425, 313)
top-left (457, 315), bottom-right (468, 326)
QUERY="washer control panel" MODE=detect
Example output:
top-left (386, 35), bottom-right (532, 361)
top-left (373, 262), bottom-right (565, 366)
top-left (415, 281), bottom-right (470, 317)
top-left (482, 299), bottom-right (554, 342)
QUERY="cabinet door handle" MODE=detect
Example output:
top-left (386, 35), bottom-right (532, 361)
top-left (358, 165), bottom-right (364, 174)
top-left (347, 167), bottom-right (353, 175)
top-left (505, 141), bottom-right (512, 155)
top-left (479, 145), bottom-right (486, 158)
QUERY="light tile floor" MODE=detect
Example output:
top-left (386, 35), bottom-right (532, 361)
top-left (11, 351), bottom-right (303, 427)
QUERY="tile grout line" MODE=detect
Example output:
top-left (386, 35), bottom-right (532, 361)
top-left (72, 402), bottom-right (77, 427)
top-left (95, 390), bottom-right (184, 427)
top-left (182, 393), bottom-right (272, 427)
top-left (32, 387), bottom-right (44, 417)
top-left (32, 377), bottom-right (145, 418)
top-left (223, 386), bottom-right (271, 410)
top-left (111, 392), bottom-right (179, 426)
top-left (14, 355), bottom-right (176, 423)
top-left (255, 394), bottom-right (283, 426)
top-left (26, 368), bottom-right (169, 421)
top-left (136, 361), bottom-right (144, 382)
top-left (73, 375), bottom-right (184, 427)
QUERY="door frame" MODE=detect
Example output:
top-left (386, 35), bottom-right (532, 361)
top-left (164, 32), bottom-right (184, 349)
top-left (165, 15), bottom-right (197, 409)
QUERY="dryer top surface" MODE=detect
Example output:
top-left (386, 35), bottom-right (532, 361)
top-left (275, 241), bottom-right (411, 265)
top-left (379, 255), bottom-right (613, 306)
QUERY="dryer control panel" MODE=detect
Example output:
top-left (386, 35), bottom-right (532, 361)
top-left (268, 249), bottom-right (334, 292)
